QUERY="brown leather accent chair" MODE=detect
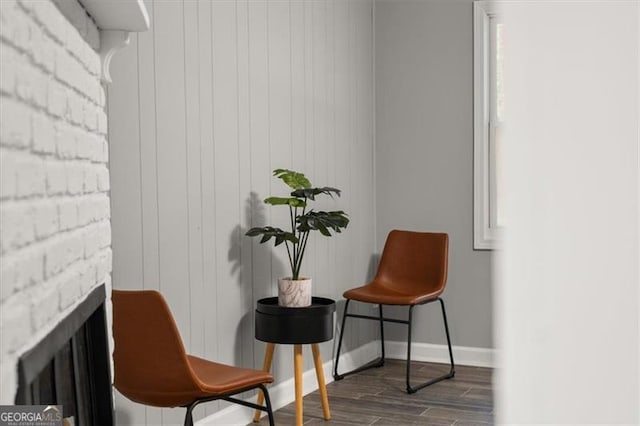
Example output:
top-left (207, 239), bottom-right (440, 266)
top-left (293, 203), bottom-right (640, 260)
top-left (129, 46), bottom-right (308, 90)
top-left (333, 230), bottom-right (455, 393)
top-left (112, 290), bottom-right (275, 426)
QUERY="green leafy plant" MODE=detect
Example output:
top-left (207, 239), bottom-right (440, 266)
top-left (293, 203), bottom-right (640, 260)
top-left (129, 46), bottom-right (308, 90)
top-left (246, 169), bottom-right (349, 280)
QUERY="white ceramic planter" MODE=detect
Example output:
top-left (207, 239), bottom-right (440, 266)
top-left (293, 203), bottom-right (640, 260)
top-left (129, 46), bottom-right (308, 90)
top-left (278, 278), bottom-right (312, 307)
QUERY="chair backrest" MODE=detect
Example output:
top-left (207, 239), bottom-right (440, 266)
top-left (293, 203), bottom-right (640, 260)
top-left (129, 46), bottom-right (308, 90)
top-left (112, 290), bottom-right (200, 406)
top-left (375, 230), bottom-right (449, 294)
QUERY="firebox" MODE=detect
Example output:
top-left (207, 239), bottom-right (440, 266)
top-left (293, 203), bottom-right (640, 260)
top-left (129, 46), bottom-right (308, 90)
top-left (14, 285), bottom-right (114, 425)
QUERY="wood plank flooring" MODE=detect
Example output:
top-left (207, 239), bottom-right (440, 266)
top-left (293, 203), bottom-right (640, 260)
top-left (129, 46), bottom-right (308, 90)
top-left (252, 360), bottom-right (493, 425)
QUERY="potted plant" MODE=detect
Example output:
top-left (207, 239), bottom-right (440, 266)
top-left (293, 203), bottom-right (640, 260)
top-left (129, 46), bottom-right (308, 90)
top-left (246, 169), bottom-right (349, 307)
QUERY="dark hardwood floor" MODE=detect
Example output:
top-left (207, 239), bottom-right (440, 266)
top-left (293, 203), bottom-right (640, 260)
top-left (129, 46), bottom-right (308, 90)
top-left (253, 360), bottom-right (493, 425)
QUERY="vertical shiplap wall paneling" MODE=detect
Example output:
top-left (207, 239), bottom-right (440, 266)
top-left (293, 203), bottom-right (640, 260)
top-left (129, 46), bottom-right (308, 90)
top-left (236, 0), bottom-right (255, 381)
top-left (137, 1), bottom-right (162, 422)
top-left (290, 1), bottom-right (305, 168)
top-left (303, 1), bottom-right (316, 292)
top-left (153, 1), bottom-right (192, 424)
top-left (290, 0), bottom-right (306, 362)
top-left (315, 0), bottom-right (331, 368)
top-left (108, 1), bottom-right (376, 423)
top-left (332, 0), bottom-right (350, 355)
top-left (312, 0), bottom-right (328, 365)
top-left (366, 0), bottom-right (376, 346)
top-left (320, 0), bottom-right (336, 364)
top-left (184, 0), bottom-right (204, 359)
top-left (211, 0), bottom-right (241, 370)
top-left (290, 0), bottom-right (307, 263)
top-left (361, 0), bottom-right (375, 346)
top-left (326, 0), bottom-right (336, 298)
top-left (267, 0), bottom-right (293, 380)
top-left (108, 38), bottom-right (143, 294)
top-left (288, 0), bottom-right (307, 377)
top-left (137, 1), bottom-right (160, 297)
top-left (349, 0), bottom-right (368, 347)
top-left (313, 0), bottom-right (327, 302)
top-left (108, 32), bottom-right (147, 426)
top-left (266, 0), bottom-right (291, 291)
top-left (247, 0), bottom-right (271, 374)
top-left (346, 0), bottom-right (358, 351)
top-left (361, 0), bottom-right (375, 345)
top-left (348, 0), bottom-right (358, 348)
top-left (196, 0), bottom-right (218, 418)
top-left (312, 0), bottom-right (326, 308)
top-left (183, 1), bottom-right (207, 421)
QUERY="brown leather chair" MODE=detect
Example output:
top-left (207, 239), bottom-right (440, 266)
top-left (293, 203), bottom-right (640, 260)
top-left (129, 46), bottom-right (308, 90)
top-left (112, 290), bottom-right (275, 426)
top-left (333, 230), bottom-right (455, 393)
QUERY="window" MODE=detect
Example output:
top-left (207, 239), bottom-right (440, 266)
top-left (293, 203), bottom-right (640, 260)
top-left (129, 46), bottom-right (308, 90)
top-left (474, 1), bottom-right (504, 249)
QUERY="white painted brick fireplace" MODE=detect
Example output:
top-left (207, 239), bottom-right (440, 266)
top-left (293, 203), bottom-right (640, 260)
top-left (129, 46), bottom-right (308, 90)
top-left (0, 0), bottom-right (144, 405)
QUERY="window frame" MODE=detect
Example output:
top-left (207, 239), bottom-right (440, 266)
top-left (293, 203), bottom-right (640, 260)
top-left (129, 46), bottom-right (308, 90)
top-left (473, 0), bottom-right (503, 250)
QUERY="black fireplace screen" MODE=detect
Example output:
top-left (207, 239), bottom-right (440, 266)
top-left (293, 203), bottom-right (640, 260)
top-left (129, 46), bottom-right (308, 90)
top-left (15, 285), bottom-right (114, 425)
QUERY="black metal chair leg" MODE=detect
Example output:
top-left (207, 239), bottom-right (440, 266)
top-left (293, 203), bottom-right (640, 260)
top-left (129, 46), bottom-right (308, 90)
top-left (333, 300), bottom-right (350, 380)
top-left (259, 384), bottom-right (275, 426)
top-left (378, 304), bottom-right (385, 365)
top-left (406, 304), bottom-right (415, 393)
top-left (183, 403), bottom-right (195, 426)
top-left (334, 300), bottom-right (385, 380)
top-left (405, 298), bottom-right (456, 394)
top-left (440, 298), bottom-right (456, 377)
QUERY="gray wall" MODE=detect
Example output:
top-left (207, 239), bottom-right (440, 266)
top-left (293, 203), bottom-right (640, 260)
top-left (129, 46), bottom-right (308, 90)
top-left (107, 0), bottom-right (376, 424)
top-left (375, 0), bottom-right (493, 349)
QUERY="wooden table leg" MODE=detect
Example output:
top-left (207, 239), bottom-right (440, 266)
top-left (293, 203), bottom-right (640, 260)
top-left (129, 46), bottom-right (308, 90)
top-left (294, 344), bottom-right (303, 426)
top-left (312, 343), bottom-right (331, 420)
top-left (253, 343), bottom-right (276, 423)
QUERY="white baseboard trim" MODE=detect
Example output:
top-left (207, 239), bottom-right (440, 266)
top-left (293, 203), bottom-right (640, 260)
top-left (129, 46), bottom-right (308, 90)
top-left (195, 341), bottom-right (379, 426)
top-left (384, 340), bottom-right (495, 368)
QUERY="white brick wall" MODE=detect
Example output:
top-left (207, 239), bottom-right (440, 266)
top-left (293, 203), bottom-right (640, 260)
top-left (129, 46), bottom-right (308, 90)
top-left (0, 0), bottom-right (110, 404)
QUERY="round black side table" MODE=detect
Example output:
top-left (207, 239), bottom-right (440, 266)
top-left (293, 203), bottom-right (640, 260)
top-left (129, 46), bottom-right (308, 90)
top-left (253, 297), bottom-right (336, 426)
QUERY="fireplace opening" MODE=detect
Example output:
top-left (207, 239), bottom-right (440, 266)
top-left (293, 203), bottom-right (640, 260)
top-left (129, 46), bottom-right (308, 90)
top-left (15, 285), bottom-right (114, 425)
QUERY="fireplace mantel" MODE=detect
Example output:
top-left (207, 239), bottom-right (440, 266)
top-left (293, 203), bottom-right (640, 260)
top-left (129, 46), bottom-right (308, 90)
top-left (78, 0), bottom-right (150, 83)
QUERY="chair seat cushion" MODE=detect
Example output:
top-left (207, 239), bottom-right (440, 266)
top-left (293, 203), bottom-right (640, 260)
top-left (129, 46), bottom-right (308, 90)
top-left (188, 355), bottom-right (274, 396)
top-left (343, 280), bottom-right (442, 305)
